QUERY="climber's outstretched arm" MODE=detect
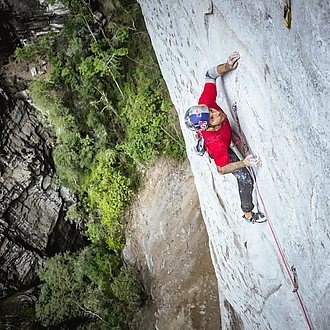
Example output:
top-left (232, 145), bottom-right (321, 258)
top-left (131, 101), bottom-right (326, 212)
top-left (205, 51), bottom-right (241, 84)
top-left (216, 51), bottom-right (240, 74)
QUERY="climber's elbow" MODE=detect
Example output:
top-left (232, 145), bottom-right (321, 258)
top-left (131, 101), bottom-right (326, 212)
top-left (217, 166), bottom-right (226, 175)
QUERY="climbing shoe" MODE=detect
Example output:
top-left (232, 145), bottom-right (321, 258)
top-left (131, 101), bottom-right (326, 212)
top-left (243, 212), bottom-right (267, 224)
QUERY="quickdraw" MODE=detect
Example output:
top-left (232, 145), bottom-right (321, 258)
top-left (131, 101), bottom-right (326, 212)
top-left (291, 265), bottom-right (299, 293)
top-left (284, 0), bottom-right (292, 29)
top-left (231, 103), bottom-right (249, 154)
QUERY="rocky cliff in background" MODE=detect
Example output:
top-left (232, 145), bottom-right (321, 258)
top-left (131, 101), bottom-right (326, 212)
top-left (0, 87), bottom-right (86, 298)
top-left (0, 0), bottom-right (66, 57)
top-left (0, 0), bottom-right (86, 321)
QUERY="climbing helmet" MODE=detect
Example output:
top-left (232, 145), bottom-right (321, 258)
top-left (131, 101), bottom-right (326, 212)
top-left (184, 105), bottom-right (209, 132)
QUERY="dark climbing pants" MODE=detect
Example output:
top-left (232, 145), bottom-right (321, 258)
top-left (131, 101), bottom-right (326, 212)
top-left (228, 148), bottom-right (254, 213)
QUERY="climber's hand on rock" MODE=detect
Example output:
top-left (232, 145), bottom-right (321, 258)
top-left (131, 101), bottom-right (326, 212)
top-left (226, 51), bottom-right (240, 70)
top-left (243, 155), bottom-right (262, 167)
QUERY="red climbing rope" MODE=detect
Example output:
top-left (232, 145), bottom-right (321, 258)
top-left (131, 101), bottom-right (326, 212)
top-left (249, 168), bottom-right (313, 330)
top-left (230, 103), bottom-right (313, 330)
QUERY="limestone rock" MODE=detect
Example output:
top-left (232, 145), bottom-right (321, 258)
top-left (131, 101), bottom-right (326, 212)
top-left (138, 0), bottom-right (330, 328)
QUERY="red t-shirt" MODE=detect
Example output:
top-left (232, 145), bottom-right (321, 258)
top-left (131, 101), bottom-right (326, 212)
top-left (198, 83), bottom-right (232, 167)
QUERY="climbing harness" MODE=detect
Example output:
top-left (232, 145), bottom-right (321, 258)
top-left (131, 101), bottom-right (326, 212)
top-left (229, 102), bottom-right (313, 330)
top-left (284, 0), bottom-right (292, 29)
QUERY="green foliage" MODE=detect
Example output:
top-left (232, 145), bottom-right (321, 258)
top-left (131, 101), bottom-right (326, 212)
top-left (78, 41), bottom-right (128, 82)
top-left (14, 44), bottom-right (36, 63)
top-left (54, 131), bottom-right (96, 189)
top-left (17, 1), bottom-right (186, 327)
top-left (36, 247), bottom-right (141, 328)
top-left (23, 0), bottom-right (185, 245)
top-left (83, 150), bottom-right (133, 249)
top-left (110, 267), bottom-right (141, 311)
top-left (119, 66), bottom-right (185, 162)
top-left (14, 32), bottom-right (56, 63)
top-left (36, 252), bottom-right (83, 326)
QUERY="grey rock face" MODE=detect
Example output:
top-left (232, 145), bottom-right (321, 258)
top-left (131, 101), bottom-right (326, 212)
top-left (139, 0), bottom-right (330, 328)
top-left (0, 87), bottom-right (86, 300)
top-left (0, 88), bottom-right (59, 298)
top-left (0, 0), bottom-right (86, 302)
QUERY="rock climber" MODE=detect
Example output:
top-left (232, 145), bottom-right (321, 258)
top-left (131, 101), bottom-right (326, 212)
top-left (184, 51), bottom-right (265, 223)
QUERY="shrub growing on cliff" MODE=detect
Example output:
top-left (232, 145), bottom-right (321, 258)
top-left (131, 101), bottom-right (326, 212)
top-left (83, 150), bottom-right (134, 250)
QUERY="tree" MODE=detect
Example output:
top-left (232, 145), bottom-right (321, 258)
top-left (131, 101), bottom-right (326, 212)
top-left (84, 150), bottom-right (134, 250)
top-left (35, 246), bottom-right (141, 329)
top-left (35, 252), bottom-right (87, 326)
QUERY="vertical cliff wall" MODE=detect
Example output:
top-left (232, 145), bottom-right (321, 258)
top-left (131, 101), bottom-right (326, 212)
top-left (0, 87), bottom-right (85, 299)
top-left (138, 0), bottom-right (330, 329)
top-left (0, 0), bottom-right (84, 303)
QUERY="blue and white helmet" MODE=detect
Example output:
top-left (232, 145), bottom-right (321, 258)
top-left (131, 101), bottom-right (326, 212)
top-left (184, 105), bottom-right (209, 132)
